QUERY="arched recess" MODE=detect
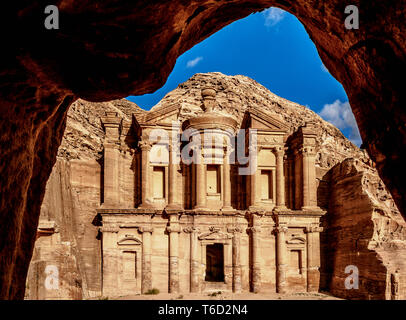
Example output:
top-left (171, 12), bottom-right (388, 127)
top-left (0, 1), bottom-right (404, 299)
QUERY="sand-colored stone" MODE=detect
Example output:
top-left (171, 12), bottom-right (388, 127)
top-left (25, 73), bottom-right (406, 300)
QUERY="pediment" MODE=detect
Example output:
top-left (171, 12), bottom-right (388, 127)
top-left (117, 236), bottom-right (142, 245)
top-left (143, 104), bottom-right (180, 125)
top-left (241, 107), bottom-right (288, 132)
top-left (286, 237), bottom-right (306, 245)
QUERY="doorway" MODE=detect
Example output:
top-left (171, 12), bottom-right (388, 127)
top-left (205, 243), bottom-right (224, 282)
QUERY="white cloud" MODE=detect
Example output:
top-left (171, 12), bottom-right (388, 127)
top-left (263, 7), bottom-right (285, 27)
top-left (186, 56), bottom-right (203, 68)
top-left (319, 100), bottom-right (362, 146)
top-left (321, 63), bottom-right (329, 73)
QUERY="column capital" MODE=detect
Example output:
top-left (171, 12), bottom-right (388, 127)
top-left (139, 140), bottom-right (153, 151)
top-left (183, 226), bottom-right (200, 234)
top-left (248, 144), bottom-right (258, 153)
top-left (99, 226), bottom-right (119, 233)
top-left (273, 145), bottom-right (284, 155)
top-left (305, 226), bottom-right (323, 233)
top-left (300, 146), bottom-right (316, 156)
top-left (251, 210), bottom-right (265, 217)
top-left (138, 226), bottom-right (153, 234)
top-left (101, 112), bottom-right (122, 128)
top-left (248, 226), bottom-right (261, 234)
top-left (227, 226), bottom-right (243, 234)
top-left (104, 141), bottom-right (121, 149)
top-left (275, 225), bottom-right (288, 234)
top-left (166, 226), bottom-right (181, 233)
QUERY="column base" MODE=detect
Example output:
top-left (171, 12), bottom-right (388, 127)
top-left (306, 267), bottom-right (320, 292)
top-left (274, 205), bottom-right (288, 212)
top-left (165, 203), bottom-right (183, 211)
top-left (101, 202), bottom-right (119, 209)
top-left (233, 268), bottom-right (242, 293)
top-left (193, 205), bottom-right (209, 211)
top-left (251, 266), bottom-right (261, 293)
top-left (301, 206), bottom-right (323, 213)
top-left (276, 264), bottom-right (287, 294)
top-left (221, 206), bottom-right (235, 212)
top-left (138, 201), bottom-right (156, 209)
top-left (248, 205), bottom-right (264, 212)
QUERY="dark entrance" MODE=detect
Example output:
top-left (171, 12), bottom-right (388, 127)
top-left (205, 243), bottom-right (224, 282)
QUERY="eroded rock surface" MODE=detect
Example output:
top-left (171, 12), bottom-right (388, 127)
top-left (1, 1), bottom-right (405, 299)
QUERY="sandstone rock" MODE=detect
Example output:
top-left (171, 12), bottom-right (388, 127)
top-left (26, 73), bottom-right (405, 300)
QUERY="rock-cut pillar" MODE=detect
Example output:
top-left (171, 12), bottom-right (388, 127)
top-left (222, 147), bottom-right (233, 210)
top-left (139, 140), bottom-right (152, 208)
top-left (305, 226), bottom-right (323, 292)
top-left (275, 225), bottom-right (288, 294)
top-left (228, 227), bottom-right (242, 293)
top-left (195, 146), bottom-right (207, 209)
top-left (166, 213), bottom-right (180, 293)
top-left (302, 147), bottom-right (317, 209)
top-left (184, 227), bottom-right (200, 293)
top-left (167, 142), bottom-right (181, 209)
top-left (249, 213), bottom-right (262, 293)
top-left (101, 112), bottom-right (122, 206)
top-left (275, 146), bottom-right (286, 209)
top-left (140, 226), bottom-right (153, 293)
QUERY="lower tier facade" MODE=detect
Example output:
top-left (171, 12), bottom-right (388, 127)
top-left (99, 209), bottom-right (324, 296)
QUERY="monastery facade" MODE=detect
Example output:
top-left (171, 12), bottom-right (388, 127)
top-left (98, 88), bottom-right (325, 296)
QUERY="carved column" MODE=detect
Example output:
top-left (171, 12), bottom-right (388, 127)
top-left (275, 225), bottom-right (288, 294)
top-left (101, 112), bottom-right (121, 206)
top-left (100, 225), bottom-right (119, 297)
top-left (195, 145), bottom-right (207, 209)
top-left (249, 145), bottom-right (261, 209)
top-left (140, 226), bottom-right (153, 293)
top-left (302, 147), bottom-right (317, 209)
top-left (167, 142), bottom-right (181, 209)
top-left (222, 148), bottom-right (232, 210)
top-left (166, 214), bottom-right (180, 293)
top-left (139, 140), bottom-right (152, 208)
top-left (287, 156), bottom-right (294, 209)
top-left (185, 227), bottom-right (200, 292)
top-left (228, 227), bottom-right (242, 293)
top-left (302, 147), bottom-right (310, 208)
top-left (294, 150), bottom-right (302, 209)
top-left (249, 213), bottom-right (262, 293)
top-left (224, 242), bottom-right (233, 291)
top-left (305, 226), bottom-right (323, 292)
top-left (275, 146), bottom-right (286, 209)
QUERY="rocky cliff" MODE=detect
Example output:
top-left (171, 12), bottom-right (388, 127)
top-left (25, 73), bottom-right (405, 300)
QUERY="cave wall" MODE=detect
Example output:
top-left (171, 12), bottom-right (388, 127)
top-left (323, 159), bottom-right (406, 299)
top-left (1, 0), bottom-right (405, 299)
top-left (25, 159), bottom-right (102, 299)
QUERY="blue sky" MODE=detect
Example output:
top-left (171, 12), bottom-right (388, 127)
top-left (127, 8), bottom-right (361, 146)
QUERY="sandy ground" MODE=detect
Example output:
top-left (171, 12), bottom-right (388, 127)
top-left (97, 291), bottom-right (341, 300)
